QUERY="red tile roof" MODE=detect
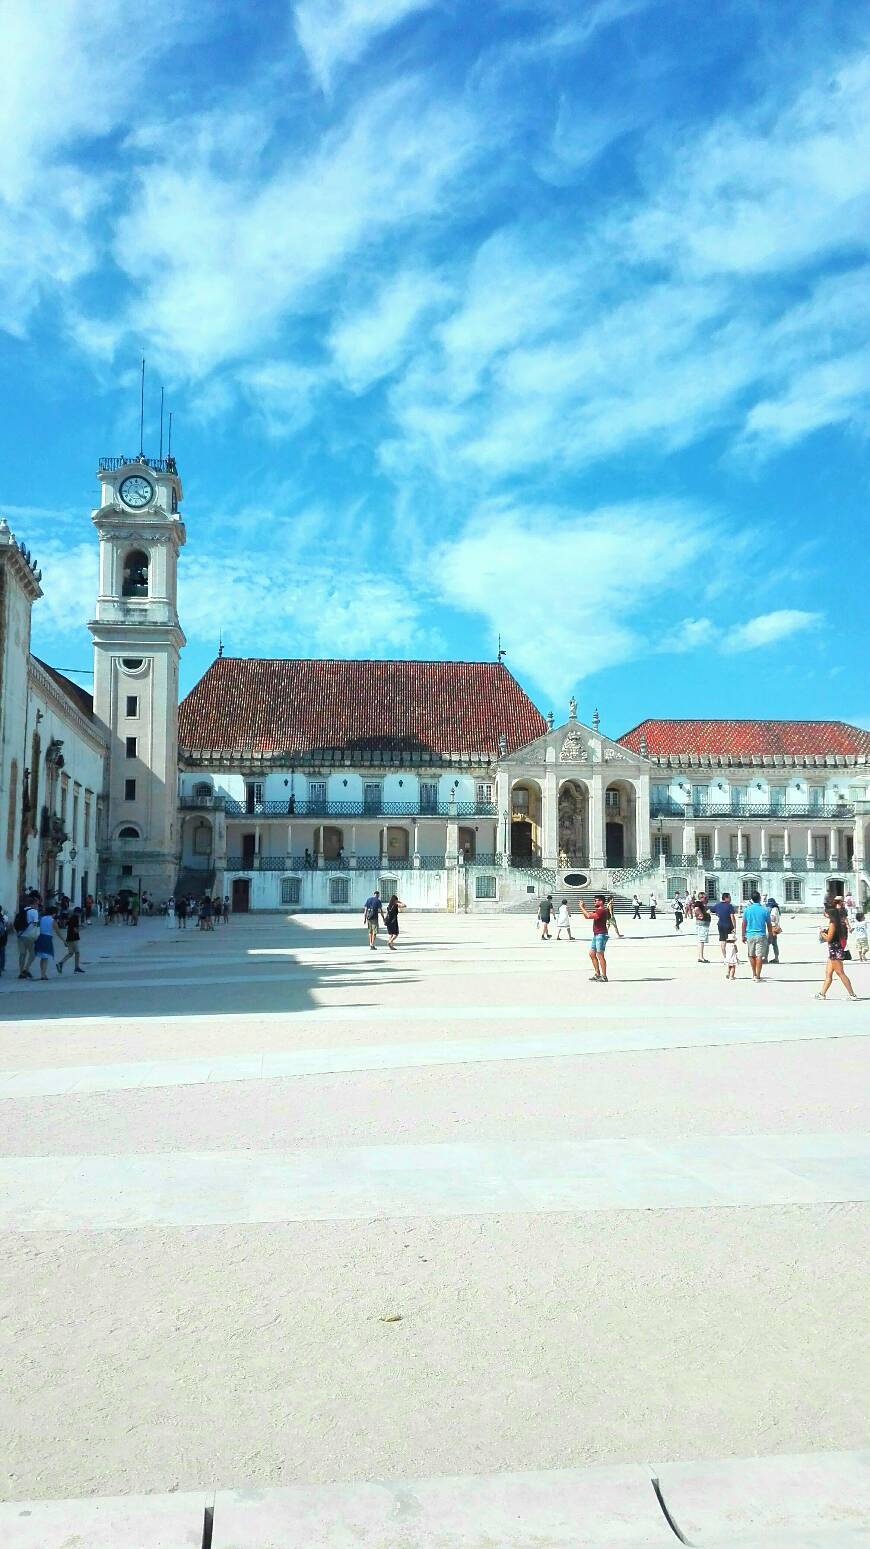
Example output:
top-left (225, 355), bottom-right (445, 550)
top-left (179, 657), bottom-right (547, 759)
top-left (34, 658), bottom-right (94, 720)
top-left (619, 718), bottom-right (870, 758)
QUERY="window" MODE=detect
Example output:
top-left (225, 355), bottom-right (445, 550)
top-left (193, 781), bottom-right (212, 800)
top-left (691, 785), bottom-right (709, 807)
top-left (380, 876), bottom-right (398, 900)
top-left (121, 549), bottom-right (149, 597)
top-left (124, 778), bottom-right (136, 801)
top-left (808, 786), bottom-right (823, 809)
top-left (281, 877), bottom-right (301, 905)
top-left (308, 780), bottom-right (327, 806)
top-left (785, 878), bottom-right (803, 902)
top-left (769, 834), bottom-right (785, 859)
top-left (770, 786), bottom-right (786, 810)
top-left (245, 782), bottom-right (263, 814)
top-left (476, 782), bottom-right (493, 805)
top-left (605, 789), bottom-right (620, 811)
top-left (813, 834), bottom-right (829, 862)
top-left (83, 795), bottom-right (91, 846)
top-left (126, 736), bottom-right (137, 758)
top-left (363, 782), bottom-right (381, 813)
top-left (704, 876), bottom-right (719, 901)
top-left (697, 833), bottom-right (712, 861)
top-left (512, 787), bottom-right (529, 813)
top-left (653, 834), bottom-right (671, 859)
top-left (121, 864), bottom-right (133, 877)
top-left (742, 878), bottom-right (760, 901)
top-left (729, 833), bottom-right (741, 859)
top-left (329, 877), bottom-right (349, 905)
top-left (60, 778), bottom-right (68, 820)
top-left (731, 785), bottom-right (748, 807)
top-left (651, 783), bottom-right (669, 806)
top-left (118, 825), bottom-right (140, 839)
top-left (126, 695), bottom-right (139, 717)
top-left (72, 789), bottom-right (80, 842)
top-left (420, 781), bottom-right (438, 812)
top-left (667, 876), bottom-right (687, 897)
top-left (122, 658), bottom-right (144, 671)
top-left (475, 874), bottom-right (497, 900)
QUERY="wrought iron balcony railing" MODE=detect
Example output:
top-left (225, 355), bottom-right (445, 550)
top-left (99, 455), bottom-right (177, 473)
top-left (653, 800), bottom-right (854, 820)
top-left (183, 794), bottom-right (497, 819)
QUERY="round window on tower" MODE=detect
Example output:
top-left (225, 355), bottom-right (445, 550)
top-left (122, 549), bottom-right (149, 598)
top-left (121, 658), bottom-right (149, 674)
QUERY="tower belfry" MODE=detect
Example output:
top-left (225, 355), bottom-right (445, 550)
top-left (88, 452), bottom-right (186, 897)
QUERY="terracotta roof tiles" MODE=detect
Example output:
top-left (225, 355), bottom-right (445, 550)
top-left (618, 718), bottom-right (870, 759)
top-left (178, 657), bottom-right (546, 759)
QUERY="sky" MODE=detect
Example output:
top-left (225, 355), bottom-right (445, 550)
top-left (0, 0), bottom-right (868, 734)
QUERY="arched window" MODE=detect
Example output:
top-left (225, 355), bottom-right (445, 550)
top-left (118, 825), bottom-right (140, 839)
top-left (122, 550), bottom-right (149, 597)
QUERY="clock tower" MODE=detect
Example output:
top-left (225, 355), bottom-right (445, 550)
top-left (89, 454), bottom-right (186, 899)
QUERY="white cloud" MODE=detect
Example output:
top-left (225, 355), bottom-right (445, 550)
top-left (238, 360), bottom-right (324, 437)
top-left (29, 540), bottom-right (99, 640)
top-left (431, 500), bottom-right (706, 697)
top-left (723, 610), bottom-right (821, 653)
top-left (741, 348), bottom-right (870, 451)
top-left (329, 268), bottom-right (449, 391)
top-left (293, 0), bottom-right (436, 90)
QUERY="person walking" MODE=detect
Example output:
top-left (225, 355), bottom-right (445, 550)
top-left (631, 893), bottom-right (642, 920)
top-left (34, 907), bottom-right (64, 981)
top-left (710, 892), bottom-right (737, 961)
top-left (741, 890), bottom-right (772, 982)
top-left (0, 904), bottom-right (8, 977)
top-left (57, 909), bottom-right (85, 974)
top-left (556, 899), bottom-right (573, 940)
top-left (176, 895), bottom-right (187, 929)
top-left (222, 895), bottom-right (231, 924)
top-left (165, 896), bottom-right (176, 929)
top-left (766, 896), bottom-right (782, 963)
top-left (648, 891), bottom-right (657, 920)
top-left (15, 893), bottom-right (40, 978)
top-left (606, 896), bottom-right (623, 938)
top-left (579, 893), bottom-right (610, 982)
top-left (725, 935), bottom-right (739, 980)
top-left (672, 892), bottom-right (684, 931)
top-left (852, 910), bottom-right (867, 962)
top-left (816, 900), bottom-right (858, 1000)
top-left (363, 888), bottom-right (384, 949)
top-left (537, 894), bottom-right (554, 940)
top-left (384, 893), bottom-right (406, 950)
top-left (693, 894), bottom-right (711, 961)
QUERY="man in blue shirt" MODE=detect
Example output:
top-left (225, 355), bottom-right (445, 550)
top-left (741, 891), bottom-right (771, 981)
top-left (362, 889), bottom-right (384, 950)
top-left (711, 892), bottom-right (737, 961)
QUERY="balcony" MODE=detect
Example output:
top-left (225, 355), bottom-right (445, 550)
top-left (99, 455), bottom-right (177, 473)
top-left (218, 797), bottom-right (497, 819)
top-left (692, 801), bottom-right (854, 819)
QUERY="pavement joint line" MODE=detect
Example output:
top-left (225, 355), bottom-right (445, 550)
top-left (0, 1024), bottom-right (866, 1098)
top-left (1, 1135), bottom-right (867, 1231)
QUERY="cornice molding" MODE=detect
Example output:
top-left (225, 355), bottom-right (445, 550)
top-left (27, 657), bottom-right (108, 753)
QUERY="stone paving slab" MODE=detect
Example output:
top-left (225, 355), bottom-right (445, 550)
top-left (655, 1450), bottom-right (870, 1542)
top-left (0, 1489), bottom-right (210, 1547)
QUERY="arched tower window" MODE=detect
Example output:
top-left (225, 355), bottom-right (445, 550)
top-left (118, 825), bottom-right (141, 839)
top-left (122, 550), bottom-right (149, 598)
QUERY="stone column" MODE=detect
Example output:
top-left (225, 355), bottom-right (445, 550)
top-left (807, 828), bottom-right (814, 869)
top-left (591, 773), bottom-right (606, 870)
top-left (760, 826), bottom-right (767, 865)
top-left (446, 820), bottom-right (459, 865)
top-left (783, 827), bottom-right (791, 869)
top-left (316, 824), bottom-right (324, 868)
top-left (636, 777), bottom-right (651, 863)
top-left (682, 819), bottom-right (695, 860)
top-left (350, 823), bottom-right (357, 869)
top-left (413, 821), bottom-right (420, 868)
top-left (830, 827), bottom-right (838, 867)
top-left (736, 826), bottom-right (744, 868)
top-left (713, 826), bottom-right (721, 865)
top-left (853, 816), bottom-right (865, 874)
top-left (543, 768), bottom-right (558, 869)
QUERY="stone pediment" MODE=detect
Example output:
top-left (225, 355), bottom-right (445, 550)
top-left (504, 719), bottom-right (652, 769)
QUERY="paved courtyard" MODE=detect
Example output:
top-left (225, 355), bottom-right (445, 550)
top-left (0, 906), bottom-right (868, 1546)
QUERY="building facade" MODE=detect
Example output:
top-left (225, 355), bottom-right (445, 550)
top-left (1, 453), bottom-right (868, 915)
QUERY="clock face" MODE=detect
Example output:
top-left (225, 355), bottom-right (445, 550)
top-left (119, 474), bottom-right (154, 509)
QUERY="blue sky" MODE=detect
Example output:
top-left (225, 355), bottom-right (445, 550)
top-left (1, 0), bottom-right (868, 733)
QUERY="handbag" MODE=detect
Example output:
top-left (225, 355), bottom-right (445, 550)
top-left (843, 948), bottom-right (852, 961)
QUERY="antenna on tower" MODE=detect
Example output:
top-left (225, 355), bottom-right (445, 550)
top-left (497, 634), bottom-right (506, 664)
top-left (159, 386), bottom-right (165, 461)
top-left (138, 357), bottom-right (145, 457)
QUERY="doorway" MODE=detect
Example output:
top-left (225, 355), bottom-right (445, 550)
top-left (241, 832), bottom-right (256, 867)
top-left (511, 819), bottom-right (533, 860)
top-left (232, 878), bottom-right (251, 913)
top-left (606, 821), bottom-right (625, 866)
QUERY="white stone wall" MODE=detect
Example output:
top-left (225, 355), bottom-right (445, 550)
top-left (0, 535), bottom-right (37, 912)
top-left (22, 662), bottom-right (106, 905)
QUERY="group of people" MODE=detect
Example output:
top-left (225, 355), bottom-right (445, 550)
top-left (166, 894), bottom-right (231, 929)
top-left (533, 886), bottom-right (866, 998)
top-left (0, 889), bottom-right (86, 980)
top-left (362, 889), bottom-right (405, 949)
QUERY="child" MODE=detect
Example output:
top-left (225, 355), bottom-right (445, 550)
top-left (556, 899), bottom-right (573, 940)
top-left (854, 910), bottom-right (868, 963)
top-left (57, 908), bottom-right (85, 974)
top-left (725, 935), bottom-right (739, 980)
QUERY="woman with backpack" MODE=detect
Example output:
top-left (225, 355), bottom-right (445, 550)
top-left (15, 894), bottom-right (41, 978)
top-left (815, 901), bottom-right (857, 1001)
top-left (766, 896), bottom-right (782, 962)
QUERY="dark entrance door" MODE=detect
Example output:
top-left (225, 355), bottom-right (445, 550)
top-left (606, 821), bottom-right (625, 867)
top-left (826, 877), bottom-right (845, 900)
top-left (232, 878), bottom-right (251, 913)
top-left (511, 819), bottom-right (533, 860)
top-left (241, 832), bottom-right (256, 868)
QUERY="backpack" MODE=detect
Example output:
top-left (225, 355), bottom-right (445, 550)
top-left (14, 906), bottom-right (29, 934)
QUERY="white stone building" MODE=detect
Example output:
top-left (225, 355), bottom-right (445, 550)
top-left (1, 451), bottom-right (869, 915)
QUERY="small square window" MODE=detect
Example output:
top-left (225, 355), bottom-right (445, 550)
top-left (124, 778), bottom-right (136, 801)
top-left (476, 782), bottom-right (493, 805)
top-left (785, 879), bottom-right (803, 902)
top-left (667, 876), bottom-right (687, 898)
top-left (742, 878), bottom-right (760, 901)
top-left (121, 864), bottom-right (133, 877)
top-left (281, 877), bottom-right (301, 905)
top-left (126, 695), bottom-right (138, 717)
top-left (125, 736), bottom-right (137, 758)
top-left (329, 877), bottom-right (349, 905)
top-left (380, 877), bottom-right (398, 901)
top-left (475, 874), bottom-right (497, 900)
